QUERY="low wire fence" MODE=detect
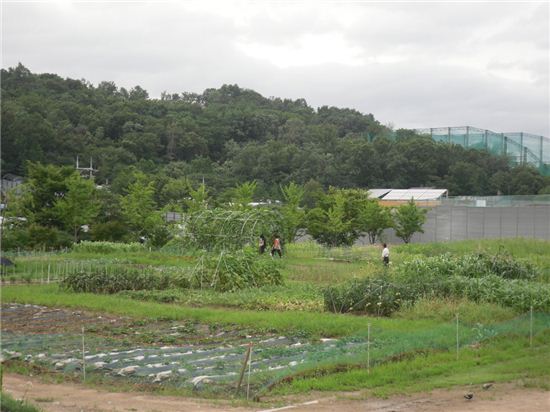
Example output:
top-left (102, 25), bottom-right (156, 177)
top-left (1, 303), bottom-right (548, 399)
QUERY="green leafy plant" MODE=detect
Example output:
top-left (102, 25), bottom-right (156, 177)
top-left (392, 199), bottom-right (427, 243)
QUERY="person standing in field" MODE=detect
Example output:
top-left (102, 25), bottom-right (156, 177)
top-left (271, 235), bottom-right (282, 258)
top-left (382, 243), bottom-right (390, 266)
top-left (259, 234), bottom-right (266, 254)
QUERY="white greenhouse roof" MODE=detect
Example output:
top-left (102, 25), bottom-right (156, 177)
top-left (380, 188), bottom-right (448, 201)
top-left (367, 189), bottom-right (392, 199)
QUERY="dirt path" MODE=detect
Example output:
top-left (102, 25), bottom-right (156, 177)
top-left (3, 373), bottom-right (251, 412)
top-left (4, 373), bottom-right (549, 412)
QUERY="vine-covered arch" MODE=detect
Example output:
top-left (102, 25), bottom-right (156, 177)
top-left (177, 208), bottom-right (283, 251)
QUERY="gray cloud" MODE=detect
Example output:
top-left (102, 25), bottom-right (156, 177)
top-left (2, 1), bottom-right (548, 135)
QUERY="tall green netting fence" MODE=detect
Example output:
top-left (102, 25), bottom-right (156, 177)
top-left (415, 126), bottom-right (550, 176)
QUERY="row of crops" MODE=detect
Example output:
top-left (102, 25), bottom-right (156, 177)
top-left (1, 242), bottom-right (282, 293)
top-left (325, 253), bottom-right (550, 315)
top-left (3, 243), bottom-right (548, 315)
top-left (60, 250), bottom-right (282, 293)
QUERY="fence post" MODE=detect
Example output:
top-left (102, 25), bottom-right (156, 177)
top-left (236, 343), bottom-right (252, 394)
top-left (456, 313), bottom-right (459, 360)
top-left (367, 322), bottom-right (371, 374)
top-left (530, 306), bottom-right (533, 348)
top-left (81, 326), bottom-right (86, 382)
top-left (246, 345), bottom-right (253, 400)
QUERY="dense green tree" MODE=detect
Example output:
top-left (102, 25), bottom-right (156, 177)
top-left (508, 166), bottom-right (546, 195)
top-left (445, 161), bottom-right (486, 195)
top-left (120, 172), bottom-right (157, 236)
top-left (305, 189), bottom-right (363, 247)
top-left (358, 200), bottom-right (393, 244)
top-left (302, 179), bottom-right (324, 209)
top-left (185, 182), bottom-right (209, 212)
top-left (393, 199), bottom-right (428, 243)
top-left (24, 162), bottom-right (75, 228)
top-left (230, 181), bottom-right (257, 209)
top-left (54, 173), bottom-right (99, 242)
top-left (279, 182), bottom-right (305, 243)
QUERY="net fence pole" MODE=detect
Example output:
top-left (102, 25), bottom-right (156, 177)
top-left (367, 322), bottom-right (371, 374)
top-left (530, 306), bottom-right (533, 348)
top-left (236, 343), bottom-right (252, 394)
top-left (82, 326), bottom-right (86, 382)
top-left (247, 345), bottom-right (253, 400)
top-left (456, 313), bottom-right (459, 361)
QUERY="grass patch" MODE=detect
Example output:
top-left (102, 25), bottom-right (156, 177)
top-left (0, 392), bottom-right (42, 412)
top-left (1, 284), bottom-right (439, 337)
top-left (394, 297), bottom-right (518, 324)
top-left (271, 331), bottom-right (550, 396)
top-left (118, 283), bottom-right (324, 312)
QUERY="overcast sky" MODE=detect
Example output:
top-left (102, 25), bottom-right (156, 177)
top-left (2, 0), bottom-right (549, 136)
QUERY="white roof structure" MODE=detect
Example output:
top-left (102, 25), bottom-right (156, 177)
top-left (367, 189), bottom-right (392, 199)
top-left (380, 188), bottom-right (448, 201)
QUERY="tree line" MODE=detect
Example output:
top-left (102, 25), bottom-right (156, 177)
top-left (3, 63), bottom-right (550, 199)
top-left (2, 162), bottom-right (427, 250)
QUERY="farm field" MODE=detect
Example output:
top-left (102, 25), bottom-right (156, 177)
top-left (1, 238), bottom-right (550, 411)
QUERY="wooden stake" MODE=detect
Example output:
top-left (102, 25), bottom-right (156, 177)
top-left (236, 343), bottom-right (252, 394)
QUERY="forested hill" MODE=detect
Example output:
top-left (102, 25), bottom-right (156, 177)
top-left (2, 63), bottom-right (549, 197)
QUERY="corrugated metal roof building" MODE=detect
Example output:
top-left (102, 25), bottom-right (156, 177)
top-left (369, 188), bottom-right (448, 207)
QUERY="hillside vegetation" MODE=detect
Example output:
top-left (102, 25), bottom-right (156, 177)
top-left (3, 63), bottom-right (549, 199)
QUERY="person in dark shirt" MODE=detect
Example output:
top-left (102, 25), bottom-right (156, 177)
top-left (259, 234), bottom-right (266, 254)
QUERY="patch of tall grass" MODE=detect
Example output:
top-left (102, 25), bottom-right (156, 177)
top-left (118, 283), bottom-right (324, 312)
top-left (272, 331), bottom-right (550, 396)
top-left (394, 297), bottom-right (518, 324)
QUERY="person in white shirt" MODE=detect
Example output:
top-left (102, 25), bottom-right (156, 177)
top-left (382, 243), bottom-right (390, 266)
